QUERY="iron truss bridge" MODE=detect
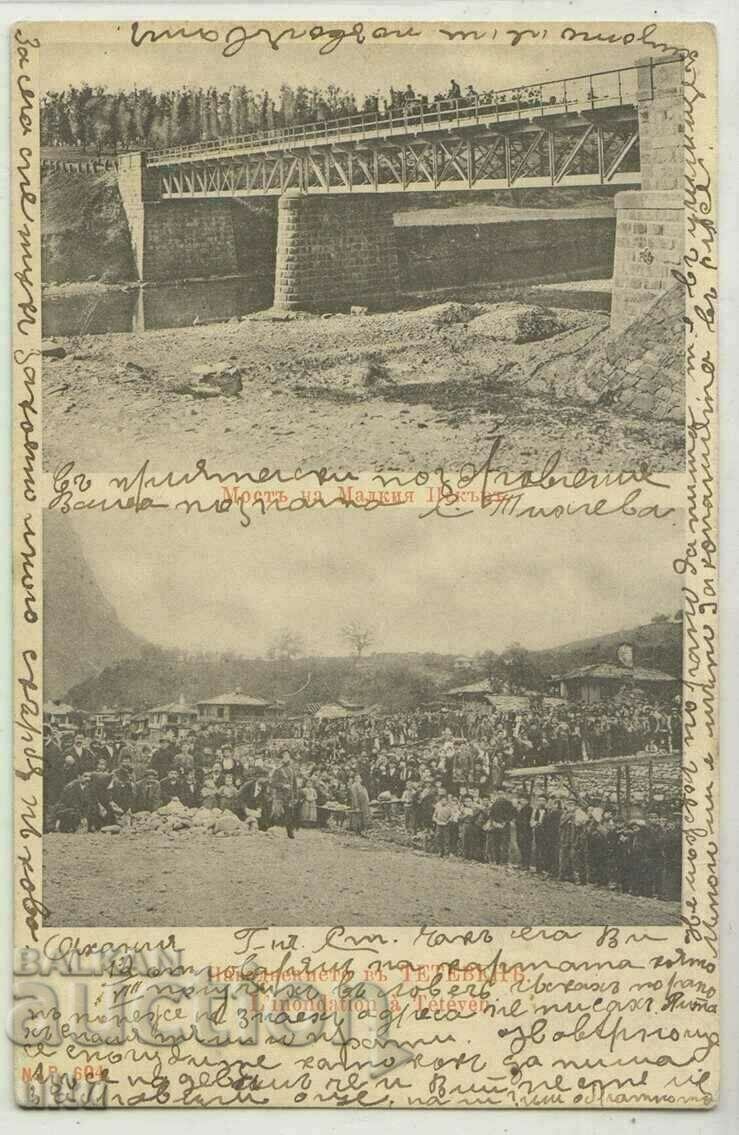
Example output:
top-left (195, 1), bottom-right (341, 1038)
top-left (146, 61), bottom-right (668, 198)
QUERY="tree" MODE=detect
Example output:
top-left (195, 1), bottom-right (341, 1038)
top-left (499, 642), bottom-right (543, 692)
top-left (267, 629), bottom-right (305, 663)
top-left (651, 613), bottom-right (670, 624)
top-left (477, 649), bottom-right (498, 683)
top-left (341, 621), bottom-right (375, 659)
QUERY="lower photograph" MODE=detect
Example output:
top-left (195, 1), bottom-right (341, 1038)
top-left (42, 507), bottom-right (684, 927)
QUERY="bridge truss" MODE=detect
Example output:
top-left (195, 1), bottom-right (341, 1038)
top-left (155, 111), bottom-right (641, 199)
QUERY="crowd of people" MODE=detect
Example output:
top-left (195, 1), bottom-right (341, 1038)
top-left (362, 81), bottom-right (553, 119)
top-left (43, 696), bottom-right (681, 903)
top-left (420, 788), bottom-right (681, 902)
top-left (299, 699), bottom-right (680, 781)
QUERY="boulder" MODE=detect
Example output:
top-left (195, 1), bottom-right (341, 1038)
top-left (470, 304), bottom-right (568, 343)
top-left (159, 799), bottom-right (190, 816)
top-left (213, 813), bottom-right (242, 835)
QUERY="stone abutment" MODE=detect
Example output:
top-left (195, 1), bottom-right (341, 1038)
top-left (609, 55), bottom-right (685, 334)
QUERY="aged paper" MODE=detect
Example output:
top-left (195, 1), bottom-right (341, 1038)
top-left (12, 15), bottom-right (719, 1110)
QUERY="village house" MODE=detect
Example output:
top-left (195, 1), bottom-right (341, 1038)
top-left (144, 694), bottom-right (199, 738)
top-left (196, 688), bottom-right (282, 722)
top-left (90, 707), bottom-right (126, 738)
top-left (555, 643), bottom-right (678, 704)
top-left (43, 700), bottom-right (75, 727)
top-left (311, 700), bottom-right (374, 721)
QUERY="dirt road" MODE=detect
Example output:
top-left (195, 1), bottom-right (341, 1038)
top-left (41, 289), bottom-right (683, 475)
top-left (43, 828), bottom-right (678, 927)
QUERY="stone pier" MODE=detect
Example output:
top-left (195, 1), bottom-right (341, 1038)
top-left (117, 152), bottom-right (239, 281)
top-left (610, 55), bottom-right (685, 334)
top-left (274, 191), bottom-right (400, 311)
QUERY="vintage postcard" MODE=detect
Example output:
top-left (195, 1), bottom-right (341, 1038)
top-left (12, 14), bottom-right (719, 1111)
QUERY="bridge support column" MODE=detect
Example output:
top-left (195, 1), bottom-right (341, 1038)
top-left (610, 55), bottom-right (684, 333)
top-left (274, 191), bottom-right (399, 311)
top-left (117, 152), bottom-right (238, 281)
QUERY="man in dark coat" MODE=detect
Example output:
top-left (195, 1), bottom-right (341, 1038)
top-left (160, 769), bottom-right (183, 805)
top-left (69, 733), bottom-right (95, 775)
top-left (109, 763), bottom-right (136, 817)
top-left (514, 794), bottom-right (533, 870)
top-left (151, 743), bottom-right (175, 780)
top-left (587, 816), bottom-right (609, 888)
top-left (540, 798), bottom-right (562, 877)
top-left (531, 795), bottom-right (548, 873)
top-left (558, 801), bottom-right (575, 882)
top-left (270, 751), bottom-right (299, 838)
top-left (659, 818), bottom-right (682, 901)
top-left (178, 770), bottom-right (201, 809)
top-left (93, 738), bottom-right (117, 769)
top-left (629, 820), bottom-right (658, 897)
top-left (43, 729), bottom-right (67, 832)
top-left (135, 768), bottom-right (162, 813)
top-left (418, 782), bottom-right (438, 832)
top-left (488, 789), bottom-right (515, 865)
top-left (54, 771), bottom-right (92, 832)
top-left (86, 759), bottom-right (114, 830)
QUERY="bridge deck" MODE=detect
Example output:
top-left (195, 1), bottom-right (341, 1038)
top-left (507, 750), bottom-right (681, 779)
top-left (146, 60), bottom-right (663, 169)
top-left (148, 92), bottom-right (637, 168)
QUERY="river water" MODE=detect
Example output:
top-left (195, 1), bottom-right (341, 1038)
top-left (42, 276), bottom-right (273, 338)
top-left (42, 205), bottom-right (615, 338)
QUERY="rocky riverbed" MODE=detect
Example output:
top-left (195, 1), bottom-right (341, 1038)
top-left (41, 293), bottom-right (684, 475)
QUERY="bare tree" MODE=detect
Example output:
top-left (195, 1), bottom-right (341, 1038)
top-left (341, 621), bottom-right (375, 659)
top-left (267, 629), bottom-right (305, 663)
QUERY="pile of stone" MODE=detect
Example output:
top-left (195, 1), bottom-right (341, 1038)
top-left (469, 303), bottom-right (570, 343)
top-left (100, 799), bottom-right (259, 837)
top-left (168, 361), bottom-right (243, 398)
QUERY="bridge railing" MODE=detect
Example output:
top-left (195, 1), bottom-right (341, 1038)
top-left (148, 57), bottom-right (673, 166)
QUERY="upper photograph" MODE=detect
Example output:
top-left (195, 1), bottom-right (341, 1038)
top-left (39, 31), bottom-right (688, 472)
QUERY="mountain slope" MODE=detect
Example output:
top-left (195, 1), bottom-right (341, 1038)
top-left (43, 512), bottom-right (148, 698)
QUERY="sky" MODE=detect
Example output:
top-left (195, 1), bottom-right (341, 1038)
top-left (64, 509), bottom-right (684, 659)
top-left (40, 29), bottom-right (652, 100)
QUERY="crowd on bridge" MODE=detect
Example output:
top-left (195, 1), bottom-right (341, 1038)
top-left (355, 81), bottom-right (553, 121)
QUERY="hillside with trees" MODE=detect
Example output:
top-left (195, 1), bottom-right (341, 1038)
top-left (41, 83), bottom-right (385, 153)
top-left (60, 621), bottom-right (682, 714)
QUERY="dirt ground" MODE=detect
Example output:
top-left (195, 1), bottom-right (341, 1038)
top-left (41, 284), bottom-right (684, 474)
top-left (43, 827), bottom-right (678, 927)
